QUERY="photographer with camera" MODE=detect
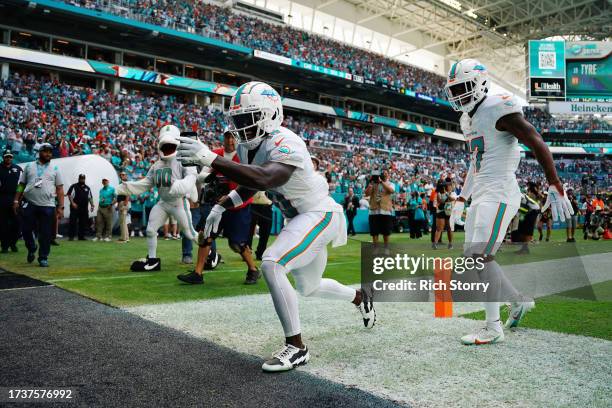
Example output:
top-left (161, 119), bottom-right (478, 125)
top-left (365, 169), bottom-right (395, 248)
top-left (178, 132), bottom-right (260, 285)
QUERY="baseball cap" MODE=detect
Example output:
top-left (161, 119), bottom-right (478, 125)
top-left (39, 143), bottom-right (53, 151)
top-left (3, 150), bottom-right (13, 158)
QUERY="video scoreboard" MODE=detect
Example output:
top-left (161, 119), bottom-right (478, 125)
top-left (528, 40), bottom-right (611, 103)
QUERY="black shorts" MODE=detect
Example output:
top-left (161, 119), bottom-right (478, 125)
top-left (369, 214), bottom-right (393, 236)
top-left (518, 210), bottom-right (538, 236)
top-left (218, 205), bottom-right (252, 246)
top-left (435, 211), bottom-right (450, 220)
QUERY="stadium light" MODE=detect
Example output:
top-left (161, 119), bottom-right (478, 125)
top-left (465, 9), bottom-right (477, 19)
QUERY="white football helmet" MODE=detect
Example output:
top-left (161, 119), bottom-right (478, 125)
top-left (158, 124), bottom-right (181, 160)
top-left (226, 81), bottom-right (283, 149)
top-left (444, 59), bottom-right (489, 113)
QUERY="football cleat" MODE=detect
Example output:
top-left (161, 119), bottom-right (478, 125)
top-left (262, 344), bottom-right (310, 372)
top-left (182, 255), bottom-right (193, 264)
top-left (505, 300), bottom-right (535, 329)
top-left (461, 326), bottom-right (504, 345)
top-left (39, 259), bottom-right (49, 268)
top-left (130, 257), bottom-right (161, 272)
top-left (244, 268), bottom-right (261, 285)
top-left (177, 270), bottom-right (204, 285)
top-left (356, 290), bottom-right (376, 329)
top-left (204, 252), bottom-right (222, 270)
top-left (27, 250), bottom-right (36, 263)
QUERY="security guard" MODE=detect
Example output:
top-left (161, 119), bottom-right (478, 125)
top-left (67, 174), bottom-right (94, 240)
top-left (0, 150), bottom-right (22, 253)
top-left (13, 143), bottom-right (65, 267)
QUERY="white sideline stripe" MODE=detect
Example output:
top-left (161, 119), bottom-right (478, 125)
top-left (0, 285), bottom-right (53, 292)
top-left (46, 260), bottom-right (361, 283)
top-left (48, 274), bottom-right (158, 282)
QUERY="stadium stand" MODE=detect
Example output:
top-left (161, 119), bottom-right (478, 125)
top-left (61, 0), bottom-right (447, 98)
top-left (1, 73), bottom-right (609, 207)
top-left (523, 106), bottom-right (611, 133)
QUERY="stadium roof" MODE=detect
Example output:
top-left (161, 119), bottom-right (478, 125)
top-left (263, 0), bottom-right (611, 98)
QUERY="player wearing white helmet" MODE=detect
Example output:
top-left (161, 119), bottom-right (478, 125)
top-left (116, 125), bottom-right (198, 271)
top-left (445, 59), bottom-right (573, 345)
top-left (177, 81), bottom-right (375, 372)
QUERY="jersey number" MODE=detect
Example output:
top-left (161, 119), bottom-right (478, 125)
top-left (155, 168), bottom-right (172, 187)
top-left (469, 137), bottom-right (485, 172)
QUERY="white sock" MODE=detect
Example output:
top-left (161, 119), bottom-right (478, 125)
top-left (261, 261), bottom-right (301, 337)
top-left (147, 233), bottom-right (157, 258)
top-left (484, 302), bottom-right (501, 330)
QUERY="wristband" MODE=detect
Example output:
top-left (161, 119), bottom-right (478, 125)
top-left (228, 190), bottom-right (243, 208)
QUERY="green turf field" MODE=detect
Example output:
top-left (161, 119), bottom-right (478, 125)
top-left (1, 230), bottom-right (610, 339)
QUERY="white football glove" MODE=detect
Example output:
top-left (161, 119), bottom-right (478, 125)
top-left (541, 184), bottom-right (573, 222)
top-left (448, 200), bottom-right (465, 232)
top-left (176, 136), bottom-right (218, 167)
top-left (203, 204), bottom-right (225, 239)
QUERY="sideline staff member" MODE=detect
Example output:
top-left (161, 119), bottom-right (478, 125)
top-left (67, 174), bottom-right (94, 241)
top-left (0, 150), bottom-right (22, 253)
top-left (13, 143), bottom-right (64, 267)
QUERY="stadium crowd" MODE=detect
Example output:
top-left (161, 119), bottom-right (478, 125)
top-left (1, 73), bottom-right (610, 246)
top-left (63, 0), bottom-right (447, 98)
top-left (523, 106), bottom-right (611, 133)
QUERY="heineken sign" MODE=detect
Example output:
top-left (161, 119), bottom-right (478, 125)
top-left (548, 101), bottom-right (612, 114)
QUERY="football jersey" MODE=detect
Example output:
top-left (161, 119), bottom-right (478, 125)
top-left (237, 126), bottom-right (342, 218)
top-left (145, 158), bottom-right (196, 204)
top-left (461, 94), bottom-right (523, 207)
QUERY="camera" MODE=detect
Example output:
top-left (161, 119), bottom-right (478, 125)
top-left (370, 170), bottom-right (381, 183)
top-left (201, 173), bottom-right (230, 204)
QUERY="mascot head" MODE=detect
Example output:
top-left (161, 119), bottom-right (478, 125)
top-left (158, 124), bottom-right (180, 161)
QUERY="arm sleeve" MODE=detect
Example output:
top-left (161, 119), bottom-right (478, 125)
top-left (116, 178), bottom-right (154, 196)
top-left (54, 167), bottom-right (63, 186)
top-left (169, 168), bottom-right (197, 196)
top-left (18, 165), bottom-right (28, 185)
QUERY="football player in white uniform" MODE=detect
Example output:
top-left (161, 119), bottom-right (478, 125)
top-left (116, 125), bottom-right (198, 271)
top-left (446, 59), bottom-right (573, 345)
top-left (177, 81), bottom-right (375, 372)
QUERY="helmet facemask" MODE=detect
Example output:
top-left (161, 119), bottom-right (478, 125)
top-left (227, 108), bottom-right (277, 150)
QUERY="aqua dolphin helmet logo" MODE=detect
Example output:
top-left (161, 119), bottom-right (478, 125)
top-left (570, 44), bottom-right (582, 55)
